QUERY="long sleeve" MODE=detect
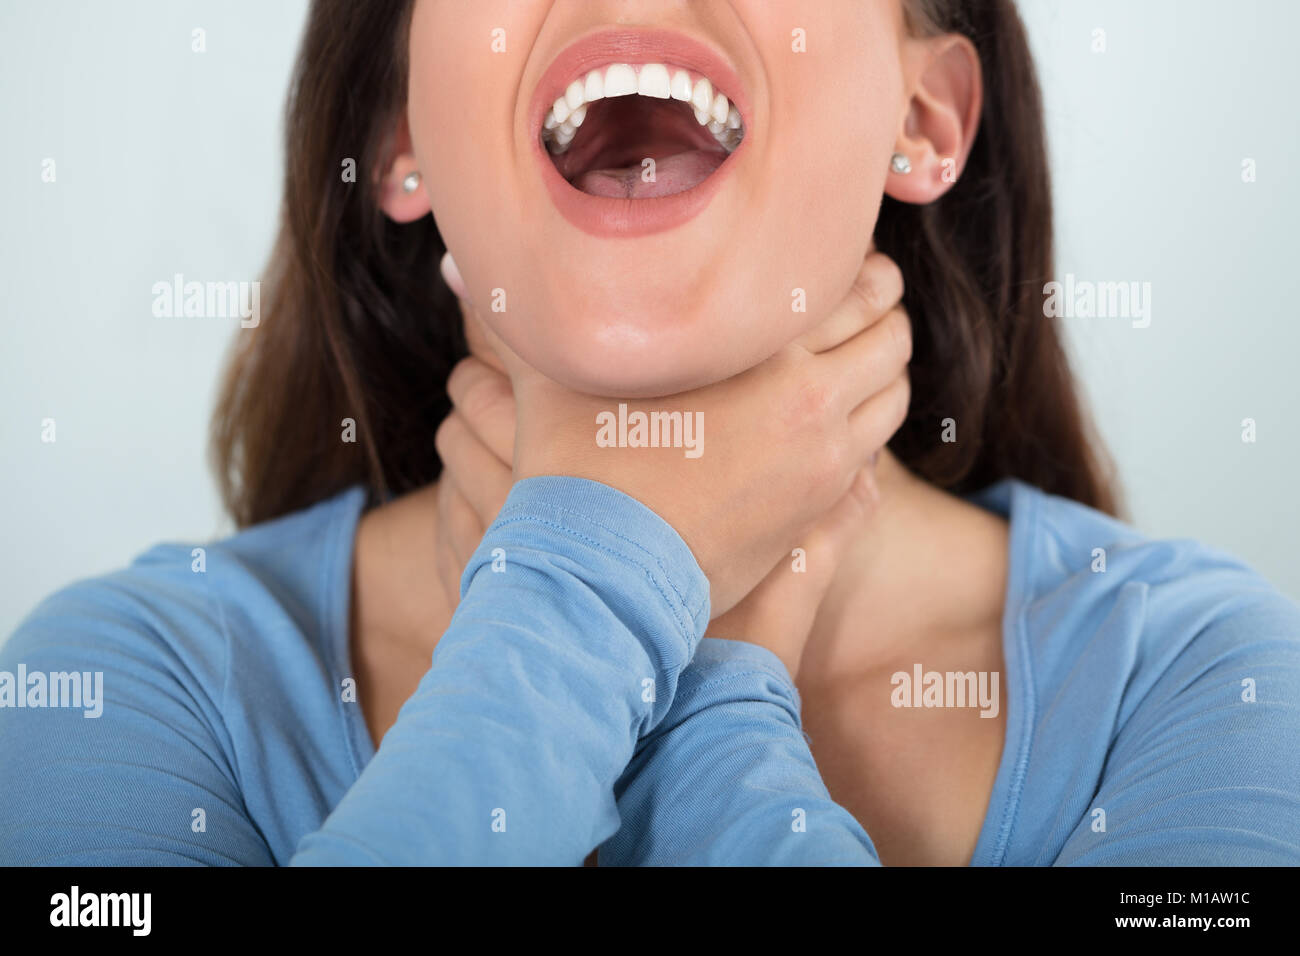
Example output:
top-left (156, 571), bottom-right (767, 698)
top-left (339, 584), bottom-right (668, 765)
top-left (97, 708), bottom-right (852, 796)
top-left (1049, 594), bottom-right (1300, 865)
top-left (0, 574), bottom-right (279, 865)
top-left (5, 474), bottom-right (865, 868)
top-left (601, 638), bottom-right (880, 865)
top-left (291, 476), bottom-right (710, 864)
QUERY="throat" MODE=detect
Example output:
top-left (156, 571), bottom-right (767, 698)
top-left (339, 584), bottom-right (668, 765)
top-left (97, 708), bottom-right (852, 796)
top-left (349, 482), bottom-right (454, 747)
top-left (798, 453), bottom-right (1012, 684)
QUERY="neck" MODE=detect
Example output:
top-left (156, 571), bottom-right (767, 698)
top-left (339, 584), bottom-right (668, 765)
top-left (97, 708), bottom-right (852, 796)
top-left (349, 310), bottom-right (504, 663)
top-left (353, 322), bottom-right (1009, 674)
top-left (799, 449), bottom-right (1010, 682)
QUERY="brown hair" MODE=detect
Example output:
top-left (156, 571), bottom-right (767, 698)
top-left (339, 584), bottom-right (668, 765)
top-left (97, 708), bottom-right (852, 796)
top-left (211, 0), bottom-right (1120, 528)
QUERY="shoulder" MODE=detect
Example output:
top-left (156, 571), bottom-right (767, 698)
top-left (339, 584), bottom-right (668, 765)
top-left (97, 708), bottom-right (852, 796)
top-left (0, 485), bottom-right (370, 864)
top-left (1, 483), bottom-right (371, 730)
top-left (3, 484), bottom-right (369, 675)
top-left (984, 479), bottom-right (1300, 659)
top-left (979, 481), bottom-right (1300, 863)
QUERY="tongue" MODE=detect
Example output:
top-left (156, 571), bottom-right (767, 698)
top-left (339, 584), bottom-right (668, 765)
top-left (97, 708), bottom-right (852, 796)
top-left (571, 149), bottom-right (727, 199)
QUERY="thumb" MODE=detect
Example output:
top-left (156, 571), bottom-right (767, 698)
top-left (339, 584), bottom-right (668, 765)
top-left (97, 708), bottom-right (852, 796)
top-left (708, 463), bottom-right (879, 677)
top-left (785, 463), bottom-right (879, 613)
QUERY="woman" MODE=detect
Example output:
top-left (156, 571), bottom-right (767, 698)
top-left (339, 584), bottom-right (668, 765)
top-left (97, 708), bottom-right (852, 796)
top-left (3, 0), bottom-right (1298, 866)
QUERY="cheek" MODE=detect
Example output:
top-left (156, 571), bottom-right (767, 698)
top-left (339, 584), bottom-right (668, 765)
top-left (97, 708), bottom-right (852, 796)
top-left (407, 2), bottom-right (536, 307)
top-left (738, 14), bottom-right (899, 336)
top-left (403, 0), bottom-right (907, 394)
top-left (414, 100), bottom-right (515, 309)
top-left (777, 7), bottom-right (899, 219)
top-left (763, 122), bottom-right (890, 328)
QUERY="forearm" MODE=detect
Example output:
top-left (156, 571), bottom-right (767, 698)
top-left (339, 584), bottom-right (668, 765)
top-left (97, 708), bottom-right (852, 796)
top-left (602, 638), bottom-right (881, 866)
top-left (292, 476), bottom-right (710, 865)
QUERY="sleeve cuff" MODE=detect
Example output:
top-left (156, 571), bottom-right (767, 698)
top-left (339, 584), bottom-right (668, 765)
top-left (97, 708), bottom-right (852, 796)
top-left (461, 474), bottom-right (712, 668)
top-left (679, 637), bottom-right (804, 718)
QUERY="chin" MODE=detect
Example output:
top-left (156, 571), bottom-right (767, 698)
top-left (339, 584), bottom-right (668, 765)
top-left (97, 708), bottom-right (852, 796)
top-left (501, 302), bottom-right (771, 398)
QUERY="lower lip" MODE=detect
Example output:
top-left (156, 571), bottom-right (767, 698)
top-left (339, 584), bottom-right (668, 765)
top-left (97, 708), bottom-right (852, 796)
top-left (535, 136), bottom-right (743, 239)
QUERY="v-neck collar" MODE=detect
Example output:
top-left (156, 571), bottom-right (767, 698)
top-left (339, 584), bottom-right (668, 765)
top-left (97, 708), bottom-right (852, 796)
top-left (964, 478), bottom-right (1041, 866)
top-left (326, 477), bottom-right (1045, 865)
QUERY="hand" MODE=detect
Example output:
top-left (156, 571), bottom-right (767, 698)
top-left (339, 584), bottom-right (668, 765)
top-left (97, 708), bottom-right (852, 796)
top-left (432, 355), bottom-right (515, 611)
top-left (435, 363), bottom-right (884, 680)
top-left (439, 248), bottom-right (910, 620)
top-left (706, 460), bottom-right (880, 679)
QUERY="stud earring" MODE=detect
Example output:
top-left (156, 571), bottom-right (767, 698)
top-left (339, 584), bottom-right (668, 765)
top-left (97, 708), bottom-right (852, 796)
top-left (890, 153), bottom-right (912, 175)
top-left (401, 171), bottom-right (422, 193)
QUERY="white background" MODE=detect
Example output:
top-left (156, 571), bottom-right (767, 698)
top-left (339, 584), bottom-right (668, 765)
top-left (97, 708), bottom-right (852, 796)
top-left (1, 0), bottom-right (1297, 638)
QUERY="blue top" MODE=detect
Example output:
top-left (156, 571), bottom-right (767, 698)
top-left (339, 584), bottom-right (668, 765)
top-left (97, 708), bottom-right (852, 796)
top-left (2, 476), bottom-right (1298, 865)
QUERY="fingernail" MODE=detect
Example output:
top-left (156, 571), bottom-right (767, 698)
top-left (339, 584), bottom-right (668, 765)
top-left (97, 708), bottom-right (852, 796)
top-left (440, 250), bottom-right (468, 298)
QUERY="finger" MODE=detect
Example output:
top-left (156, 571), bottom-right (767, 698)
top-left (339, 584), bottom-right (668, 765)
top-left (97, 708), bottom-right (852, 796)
top-left (848, 372), bottom-right (911, 462)
top-left (435, 541), bottom-right (461, 610)
top-left (800, 466), bottom-right (878, 577)
top-left (794, 251), bottom-right (905, 354)
top-left (445, 358), bottom-right (516, 465)
top-left (822, 304), bottom-right (912, 412)
top-left (709, 468), bottom-right (878, 673)
top-left (440, 250), bottom-right (468, 299)
top-left (435, 410), bottom-right (513, 524)
top-left (435, 481), bottom-right (465, 610)
top-left (440, 473), bottom-right (488, 570)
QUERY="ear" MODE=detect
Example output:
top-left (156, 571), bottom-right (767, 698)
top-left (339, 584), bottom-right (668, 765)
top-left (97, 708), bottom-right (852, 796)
top-left (885, 33), bottom-right (982, 204)
top-left (377, 112), bottom-right (431, 223)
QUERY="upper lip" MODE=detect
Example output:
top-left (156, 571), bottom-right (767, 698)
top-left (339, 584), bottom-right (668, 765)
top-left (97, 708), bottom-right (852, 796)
top-left (528, 27), bottom-right (750, 144)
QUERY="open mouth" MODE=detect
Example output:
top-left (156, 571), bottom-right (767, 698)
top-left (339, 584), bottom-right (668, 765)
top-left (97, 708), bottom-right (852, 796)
top-left (541, 63), bottom-right (745, 200)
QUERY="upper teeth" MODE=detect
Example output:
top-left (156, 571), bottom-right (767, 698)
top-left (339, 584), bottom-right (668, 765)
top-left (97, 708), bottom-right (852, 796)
top-left (542, 62), bottom-right (744, 156)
